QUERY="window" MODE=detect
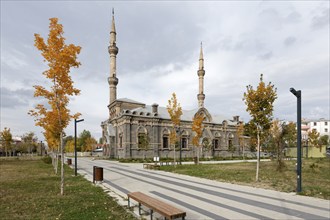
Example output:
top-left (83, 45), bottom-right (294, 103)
top-left (162, 136), bottom-right (169, 149)
top-left (325, 128), bottom-right (328, 133)
top-left (325, 122), bottom-right (328, 126)
top-left (119, 134), bottom-right (123, 148)
top-left (181, 137), bottom-right (187, 149)
top-left (213, 139), bottom-right (219, 149)
top-left (228, 139), bottom-right (233, 150)
top-left (202, 138), bottom-right (211, 149)
top-left (314, 122), bottom-right (317, 126)
top-left (138, 133), bottom-right (148, 149)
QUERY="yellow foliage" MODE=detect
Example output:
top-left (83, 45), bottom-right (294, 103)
top-left (243, 74), bottom-right (277, 131)
top-left (167, 93), bottom-right (182, 126)
top-left (308, 129), bottom-right (321, 149)
top-left (65, 140), bottom-right (75, 153)
top-left (28, 17), bottom-right (81, 149)
top-left (167, 93), bottom-right (183, 149)
top-left (236, 122), bottom-right (245, 147)
top-left (84, 137), bottom-right (97, 152)
top-left (192, 114), bottom-right (204, 147)
top-left (169, 129), bottom-right (177, 145)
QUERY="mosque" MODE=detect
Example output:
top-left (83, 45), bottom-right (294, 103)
top-left (101, 12), bottom-right (243, 159)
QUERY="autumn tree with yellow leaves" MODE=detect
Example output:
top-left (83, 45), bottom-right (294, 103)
top-left (308, 129), bottom-right (321, 151)
top-left (167, 93), bottom-right (182, 165)
top-left (29, 18), bottom-right (81, 195)
top-left (0, 127), bottom-right (13, 157)
top-left (236, 122), bottom-right (245, 159)
top-left (192, 114), bottom-right (204, 164)
top-left (243, 74), bottom-right (277, 181)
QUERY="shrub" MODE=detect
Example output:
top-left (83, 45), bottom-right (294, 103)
top-left (42, 156), bottom-right (52, 164)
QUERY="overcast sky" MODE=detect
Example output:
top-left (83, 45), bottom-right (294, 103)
top-left (1, 1), bottom-right (329, 142)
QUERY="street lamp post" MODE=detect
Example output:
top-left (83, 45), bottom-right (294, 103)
top-left (290, 88), bottom-right (302, 193)
top-left (74, 118), bottom-right (84, 176)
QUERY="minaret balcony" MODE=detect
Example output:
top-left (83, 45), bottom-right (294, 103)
top-left (197, 93), bottom-right (205, 100)
top-left (197, 69), bottom-right (205, 76)
top-left (108, 45), bottom-right (118, 55)
top-left (108, 76), bottom-right (118, 85)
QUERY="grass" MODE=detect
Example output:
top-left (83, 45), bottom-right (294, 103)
top-left (0, 158), bottom-right (136, 220)
top-left (160, 158), bottom-right (330, 200)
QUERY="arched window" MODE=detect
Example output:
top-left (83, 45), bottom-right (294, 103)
top-left (213, 132), bottom-right (221, 149)
top-left (162, 128), bottom-right (169, 149)
top-left (181, 130), bottom-right (189, 149)
top-left (202, 137), bottom-right (211, 150)
top-left (119, 133), bottom-right (123, 148)
top-left (228, 133), bottom-right (234, 150)
top-left (137, 126), bottom-right (148, 149)
top-left (213, 139), bottom-right (219, 149)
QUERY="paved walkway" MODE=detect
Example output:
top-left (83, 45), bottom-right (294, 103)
top-left (73, 157), bottom-right (330, 220)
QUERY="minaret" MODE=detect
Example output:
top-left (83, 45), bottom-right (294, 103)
top-left (108, 8), bottom-right (119, 105)
top-left (197, 42), bottom-right (205, 108)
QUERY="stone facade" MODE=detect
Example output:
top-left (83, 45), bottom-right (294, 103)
top-left (101, 12), bottom-right (243, 159)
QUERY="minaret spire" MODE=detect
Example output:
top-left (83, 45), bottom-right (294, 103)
top-left (199, 42), bottom-right (204, 70)
top-left (197, 42), bottom-right (205, 108)
top-left (108, 8), bottom-right (119, 107)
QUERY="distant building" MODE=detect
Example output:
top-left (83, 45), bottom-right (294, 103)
top-left (101, 12), bottom-right (242, 159)
top-left (301, 118), bottom-right (330, 146)
top-left (305, 118), bottom-right (330, 137)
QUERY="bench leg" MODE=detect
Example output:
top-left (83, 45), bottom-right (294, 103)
top-left (150, 209), bottom-right (153, 220)
top-left (128, 197), bottom-right (130, 208)
top-left (138, 203), bottom-right (141, 215)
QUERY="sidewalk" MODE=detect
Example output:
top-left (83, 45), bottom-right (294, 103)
top-left (74, 158), bottom-right (330, 220)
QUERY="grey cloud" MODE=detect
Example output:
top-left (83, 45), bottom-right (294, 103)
top-left (114, 4), bottom-right (205, 75)
top-left (285, 11), bottom-right (301, 23)
top-left (311, 7), bottom-right (329, 30)
top-left (284, 36), bottom-right (296, 47)
top-left (1, 87), bottom-right (34, 108)
top-left (258, 51), bottom-right (273, 60)
top-left (258, 8), bottom-right (282, 30)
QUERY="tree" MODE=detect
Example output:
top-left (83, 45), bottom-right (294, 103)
top-left (21, 132), bottom-right (38, 154)
top-left (269, 120), bottom-right (286, 171)
top-left (243, 74), bottom-right (277, 181)
top-left (138, 133), bottom-right (149, 159)
top-left (282, 122), bottom-right (297, 148)
top-left (192, 114), bottom-right (204, 164)
top-left (244, 121), bottom-right (257, 151)
top-left (308, 129), bottom-right (321, 151)
top-left (319, 135), bottom-right (329, 147)
top-left (167, 93), bottom-right (183, 165)
top-left (65, 139), bottom-right (75, 153)
top-left (29, 18), bottom-right (81, 196)
top-left (0, 127), bottom-right (12, 157)
top-left (85, 137), bottom-right (97, 152)
top-left (78, 130), bottom-right (92, 151)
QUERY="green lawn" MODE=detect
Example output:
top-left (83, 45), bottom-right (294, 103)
top-left (0, 158), bottom-right (136, 220)
top-left (160, 158), bottom-right (330, 200)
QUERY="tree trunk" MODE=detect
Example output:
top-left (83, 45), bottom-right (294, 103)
top-left (55, 149), bottom-right (59, 174)
top-left (60, 132), bottom-right (64, 195)
top-left (173, 144), bottom-right (176, 166)
top-left (256, 130), bottom-right (260, 182)
top-left (197, 146), bottom-right (200, 164)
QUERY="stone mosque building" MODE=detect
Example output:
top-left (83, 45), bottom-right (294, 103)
top-left (101, 13), bottom-right (242, 159)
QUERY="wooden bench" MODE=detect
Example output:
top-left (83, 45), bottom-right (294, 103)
top-left (159, 161), bottom-right (179, 166)
top-left (128, 192), bottom-right (186, 220)
top-left (143, 163), bottom-right (160, 170)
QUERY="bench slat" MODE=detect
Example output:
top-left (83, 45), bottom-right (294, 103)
top-left (128, 192), bottom-right (186, 219)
